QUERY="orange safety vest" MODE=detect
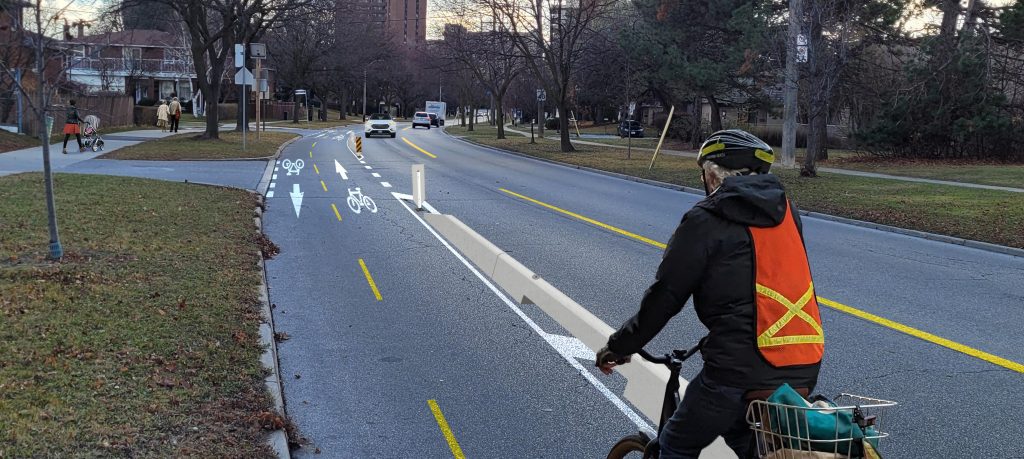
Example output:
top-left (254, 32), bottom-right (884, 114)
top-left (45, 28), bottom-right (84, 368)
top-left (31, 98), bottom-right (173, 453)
top-left (749, 202), bottom-right (824, 367)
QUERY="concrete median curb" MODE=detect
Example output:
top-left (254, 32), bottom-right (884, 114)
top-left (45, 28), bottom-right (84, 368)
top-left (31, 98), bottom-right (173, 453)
top-left (422, 213), bottom-right (734, 458)
top-left (444, 131), bottom-right (1024, 259)
top-left (254, 204), bottom-right (291, 459)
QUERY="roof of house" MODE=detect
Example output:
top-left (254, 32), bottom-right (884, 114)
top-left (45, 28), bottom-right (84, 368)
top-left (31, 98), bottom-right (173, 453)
top-left (66, 30), bottom-right (183, 48)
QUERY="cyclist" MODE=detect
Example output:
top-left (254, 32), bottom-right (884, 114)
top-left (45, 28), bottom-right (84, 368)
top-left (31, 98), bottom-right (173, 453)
top-left (596, 129), bottom-right (824, 458)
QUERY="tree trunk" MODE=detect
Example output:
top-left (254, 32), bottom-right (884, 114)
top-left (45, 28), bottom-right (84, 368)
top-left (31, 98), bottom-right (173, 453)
top-left (558, 99), bottom-right (574, 152)
top-left (203, 81), bottom-right (221, 140)
top-left (803, 4), bottom-right (826, 177)
top-left (706, 93), bottom-right (722, 132)
top-left (496, 96), bottom-right (506, 139)
top-left (339, 88), bottom-right (347, 120)
top-left (468, 104), bottom-right (475, 131)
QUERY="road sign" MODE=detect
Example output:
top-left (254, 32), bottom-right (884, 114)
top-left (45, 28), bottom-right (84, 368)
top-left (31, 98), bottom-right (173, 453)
top-left (628, 101), bottom-right (636, 116)
top-left (796, 34), bottom-right (809, 63)
top-left (250, 43), bottom-right (267, 58)
top-left (355, 136), bottom-right (363, 153)
top-left (537, 89), bottom-right (546, 102)
top-left (235, 67), bottom-right (255, 85)
top-left (258, 78), bottom-right (268, 93)
top-left (234, 44), bottom-right (244, 68)
top-left (295, 89), bottom-right (307, 95)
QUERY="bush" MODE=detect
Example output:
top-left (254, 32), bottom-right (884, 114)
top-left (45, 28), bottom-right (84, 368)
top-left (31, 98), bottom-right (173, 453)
top-left (544, 117), bottom-right (560, 130)
top-left (133, 105), bottom-right (159, 126)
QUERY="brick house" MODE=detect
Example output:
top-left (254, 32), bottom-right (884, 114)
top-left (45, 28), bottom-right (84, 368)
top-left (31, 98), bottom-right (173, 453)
top-left (64, 29), bottom-right (196, 103)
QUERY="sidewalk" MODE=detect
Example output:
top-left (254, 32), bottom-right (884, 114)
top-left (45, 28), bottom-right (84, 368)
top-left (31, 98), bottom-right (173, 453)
top-left (502, 125), bottom-right (1024, 193)
top-left (0, 128), bottom-right (196, 177)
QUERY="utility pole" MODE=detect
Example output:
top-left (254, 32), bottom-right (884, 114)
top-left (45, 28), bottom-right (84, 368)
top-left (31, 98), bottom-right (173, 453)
top-left (362, 68), bottom-right (367, 122)
top-left (781, 0), bottom-right (804, 168)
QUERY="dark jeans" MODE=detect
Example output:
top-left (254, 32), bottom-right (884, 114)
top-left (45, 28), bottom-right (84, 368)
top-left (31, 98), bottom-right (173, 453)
top-left (63, 134), bottom-right (82, 150)
top-left (170, 114), bottom-right (180, 132)
top-left (659, 370), bottom-right (753, 459)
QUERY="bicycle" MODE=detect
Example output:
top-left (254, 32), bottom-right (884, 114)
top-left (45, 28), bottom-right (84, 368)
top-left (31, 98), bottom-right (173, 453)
top-left (346, 187), bottom-right (378, 214)
top-left (606, 345), bottom-right (897, 459)
top-left (606, 344), bottom-right (701, 459)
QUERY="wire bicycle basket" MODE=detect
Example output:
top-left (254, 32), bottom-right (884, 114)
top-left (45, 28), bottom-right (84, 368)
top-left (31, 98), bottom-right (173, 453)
top-left (746, 394), bottom-right (897, 459)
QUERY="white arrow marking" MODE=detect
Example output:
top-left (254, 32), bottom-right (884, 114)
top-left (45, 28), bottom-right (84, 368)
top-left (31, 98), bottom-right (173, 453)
top-left (334, 160), bottom-right (348, 180)
top-left (289, 184), bottom-right (303, 218)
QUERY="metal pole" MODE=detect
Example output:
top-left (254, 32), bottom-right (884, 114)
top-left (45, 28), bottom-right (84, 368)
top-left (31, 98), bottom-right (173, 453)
top-left (242, 79), bottom-right (247, 151)
top-left (15, 68), bottom-right (23, 134)
top-left (781, 0), bottom-right (803, 168)
top-left (537, 97), bottom-right (544, 138)
top-left (255, 59), bottom-right (261, 141)
top-left (362, 68), bottom-right (367, 122)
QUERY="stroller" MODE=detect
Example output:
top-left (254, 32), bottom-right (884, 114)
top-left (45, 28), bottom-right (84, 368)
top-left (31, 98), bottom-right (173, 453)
top-left (82, 115), bottom-right (105, 152)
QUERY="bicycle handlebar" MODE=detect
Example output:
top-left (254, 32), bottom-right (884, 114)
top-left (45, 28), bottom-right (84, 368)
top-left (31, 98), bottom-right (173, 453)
top-left (637, 342), bottom-right (702, 366)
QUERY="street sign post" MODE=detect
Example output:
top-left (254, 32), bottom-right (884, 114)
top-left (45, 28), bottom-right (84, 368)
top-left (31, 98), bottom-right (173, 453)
top-left (536, 89), bottom-right (546, 137)
top-left (234, 44), bottom-right (244, 68)
top-left (235, 67), bottom-right (255, 151)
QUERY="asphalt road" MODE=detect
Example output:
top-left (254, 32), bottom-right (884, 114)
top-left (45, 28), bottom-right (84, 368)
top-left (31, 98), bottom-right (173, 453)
top-left (265, 123), bottom-right (1024, 458)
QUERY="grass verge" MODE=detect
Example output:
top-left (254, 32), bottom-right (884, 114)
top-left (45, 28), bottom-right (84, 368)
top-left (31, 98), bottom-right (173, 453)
top-left (0, 173), bottom-right (277, 457)
top-left (1, 126), bottom-right (178, 155)
top-left (100, 131), bottom-right (298, 160)
top-left (827, 157), bottom-right (1024, 189)
top-left (447, 125), bottom-right (1024, 249)
top-left (0, 130), bottom-right (39, 154)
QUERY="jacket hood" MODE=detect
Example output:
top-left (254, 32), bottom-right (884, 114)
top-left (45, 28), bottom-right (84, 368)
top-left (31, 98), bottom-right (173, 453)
top-left (697, 174), bottom-right (788, 228)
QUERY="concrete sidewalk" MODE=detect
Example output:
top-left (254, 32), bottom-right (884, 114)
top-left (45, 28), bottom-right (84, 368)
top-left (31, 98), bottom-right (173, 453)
top-left (0, 128), bottom-right (198, 177)
top-left (502, 125), bottom-right (1024, 193)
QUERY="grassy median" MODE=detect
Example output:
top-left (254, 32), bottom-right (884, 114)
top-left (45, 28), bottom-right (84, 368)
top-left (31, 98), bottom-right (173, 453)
top-left (100, 130), bottom-right (298, 160)
top-left (0, 174), bottom-right (277, 457)
top-left (448, 125), bottom-right (1024, 249)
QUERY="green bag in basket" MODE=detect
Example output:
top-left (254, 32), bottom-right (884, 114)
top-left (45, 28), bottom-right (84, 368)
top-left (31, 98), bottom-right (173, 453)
top-left (766, 383), bottom-right (880, 457)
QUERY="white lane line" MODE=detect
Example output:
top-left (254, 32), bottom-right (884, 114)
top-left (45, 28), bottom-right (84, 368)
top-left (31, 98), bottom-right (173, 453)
top-left (380, 182), bottom-right (392, 188)
top-left (274, 167), bottom-right (279, 172)
top-left (272, 174), bottom-right (278, 180)
top-left (372, 173), bottom-right (381, 178)
top-left (269, 182), bottom-right (276, 189)
top-left (359, 160), bottom-right (366, 164)
top-left (393, 196), bottom-right (653, 434)
top-left (364, 166), bottom-right (372, 170)
top-left (266, 191), bottom-right (274, 198)
top-left (276, 160), bottom-right (280, 164)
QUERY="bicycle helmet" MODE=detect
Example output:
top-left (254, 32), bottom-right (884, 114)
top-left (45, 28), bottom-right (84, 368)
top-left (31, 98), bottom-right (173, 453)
top-left (697, 129), bottom-right (774, 174)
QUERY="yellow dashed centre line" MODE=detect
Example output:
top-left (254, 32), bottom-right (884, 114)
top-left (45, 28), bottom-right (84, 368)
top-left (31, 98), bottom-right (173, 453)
top-left (331, 203), bottom-right (342, 222)
top-left (428, 400), bottom-right (466, 459)
top-left (499, 187), bottom-right (1024, 374)
top-left (313, 141), bottom-right (317, 148)
top-left (402, 137), bottom-right (437, 159)
top-left (313, 164), bottom-right (320, 175)
top-left (320, 180), bottom-right (328, 192)
top-left (358, 258), bottom-right (383, 301)
top-left (309, 151), bottom-right (313, 158)
top-left (499, 188), bottom-right (666, 249)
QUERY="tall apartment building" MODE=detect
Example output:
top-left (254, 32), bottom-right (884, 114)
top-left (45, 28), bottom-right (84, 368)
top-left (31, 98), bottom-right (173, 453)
top-left (386, 0), bottom-right (427, 46)
top-left (335, 0), bottom-right (424, 46)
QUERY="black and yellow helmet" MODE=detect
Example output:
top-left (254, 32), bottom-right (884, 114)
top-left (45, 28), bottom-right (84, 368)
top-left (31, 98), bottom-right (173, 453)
top-left (697, 129), bottom-right (774, 174)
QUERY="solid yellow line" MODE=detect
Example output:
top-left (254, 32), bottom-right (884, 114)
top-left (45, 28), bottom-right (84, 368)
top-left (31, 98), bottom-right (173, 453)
top-left (313, 163), bottom-right (320, 175)
top-left (428, 400), bottom-right (466, 459)
top-left (818, 297), bottom-right (1024, 373)
top-left (331, 203), bottom-right (342, 222)
top-left (402, 137), bottom-right (437, 158)
top-left (499, 188), bottom-right (667, 249)
top-left (499, 187), bottom-right (1024, 374)
top-left (320, 180), bottom-right (328, 192)
top-left (358, 258), bottom-right (383, 301)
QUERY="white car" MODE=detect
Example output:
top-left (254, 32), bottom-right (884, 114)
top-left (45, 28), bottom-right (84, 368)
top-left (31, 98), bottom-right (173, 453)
top-left (364, 113), bottom-right (396, 138)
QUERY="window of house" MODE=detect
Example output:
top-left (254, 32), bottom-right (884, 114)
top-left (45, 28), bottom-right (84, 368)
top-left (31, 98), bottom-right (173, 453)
top-left (747, 110), bottom-right (758, 124)
top-left (124, 47), bottom-right (142, 71)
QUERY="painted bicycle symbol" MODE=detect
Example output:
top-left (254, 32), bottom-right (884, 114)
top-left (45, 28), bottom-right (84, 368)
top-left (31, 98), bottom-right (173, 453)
top-left (346, 187), bottom-right (378, 214)
top-left (282, 158), bottom-right (305, 176)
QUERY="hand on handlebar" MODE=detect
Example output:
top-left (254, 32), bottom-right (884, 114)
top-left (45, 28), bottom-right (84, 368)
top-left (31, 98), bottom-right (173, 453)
top-left (595, 346), bottom-right (631, 375)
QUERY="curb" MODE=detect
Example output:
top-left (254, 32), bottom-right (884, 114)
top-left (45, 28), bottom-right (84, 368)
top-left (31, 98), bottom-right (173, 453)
top-left (254, 204), bottom-right (291, 459)
top-left (256, 135), bottom-right (299, 196)
top-left (444, 131), bottom-right (1024, 259)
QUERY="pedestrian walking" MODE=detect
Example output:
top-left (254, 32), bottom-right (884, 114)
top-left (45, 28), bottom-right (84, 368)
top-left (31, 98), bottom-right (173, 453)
top-left (62, 100), bottom-right (84, 154)
top-left (157, 99), bottom-right (169, 132)
top-left (168, 96), bottom-right (182, 133)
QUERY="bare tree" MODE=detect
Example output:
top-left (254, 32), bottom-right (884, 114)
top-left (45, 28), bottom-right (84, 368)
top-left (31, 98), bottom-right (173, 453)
top-left (483, 0), bottom-right (616, 151)
top-left (440, 21), bottom-right (525, 139)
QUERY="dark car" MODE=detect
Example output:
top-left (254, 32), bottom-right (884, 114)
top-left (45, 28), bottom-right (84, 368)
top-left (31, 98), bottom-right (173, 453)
top-left (412, 112), bottom-right (431, 129)
top-left (618, 120), bottom-right (644, 138)
top-left (428, 113), bottom-right (440, 127)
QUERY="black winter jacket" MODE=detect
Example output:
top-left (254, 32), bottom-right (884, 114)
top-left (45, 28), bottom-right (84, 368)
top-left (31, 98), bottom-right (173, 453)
top-left (607, 174), bottom-right (821, 390)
